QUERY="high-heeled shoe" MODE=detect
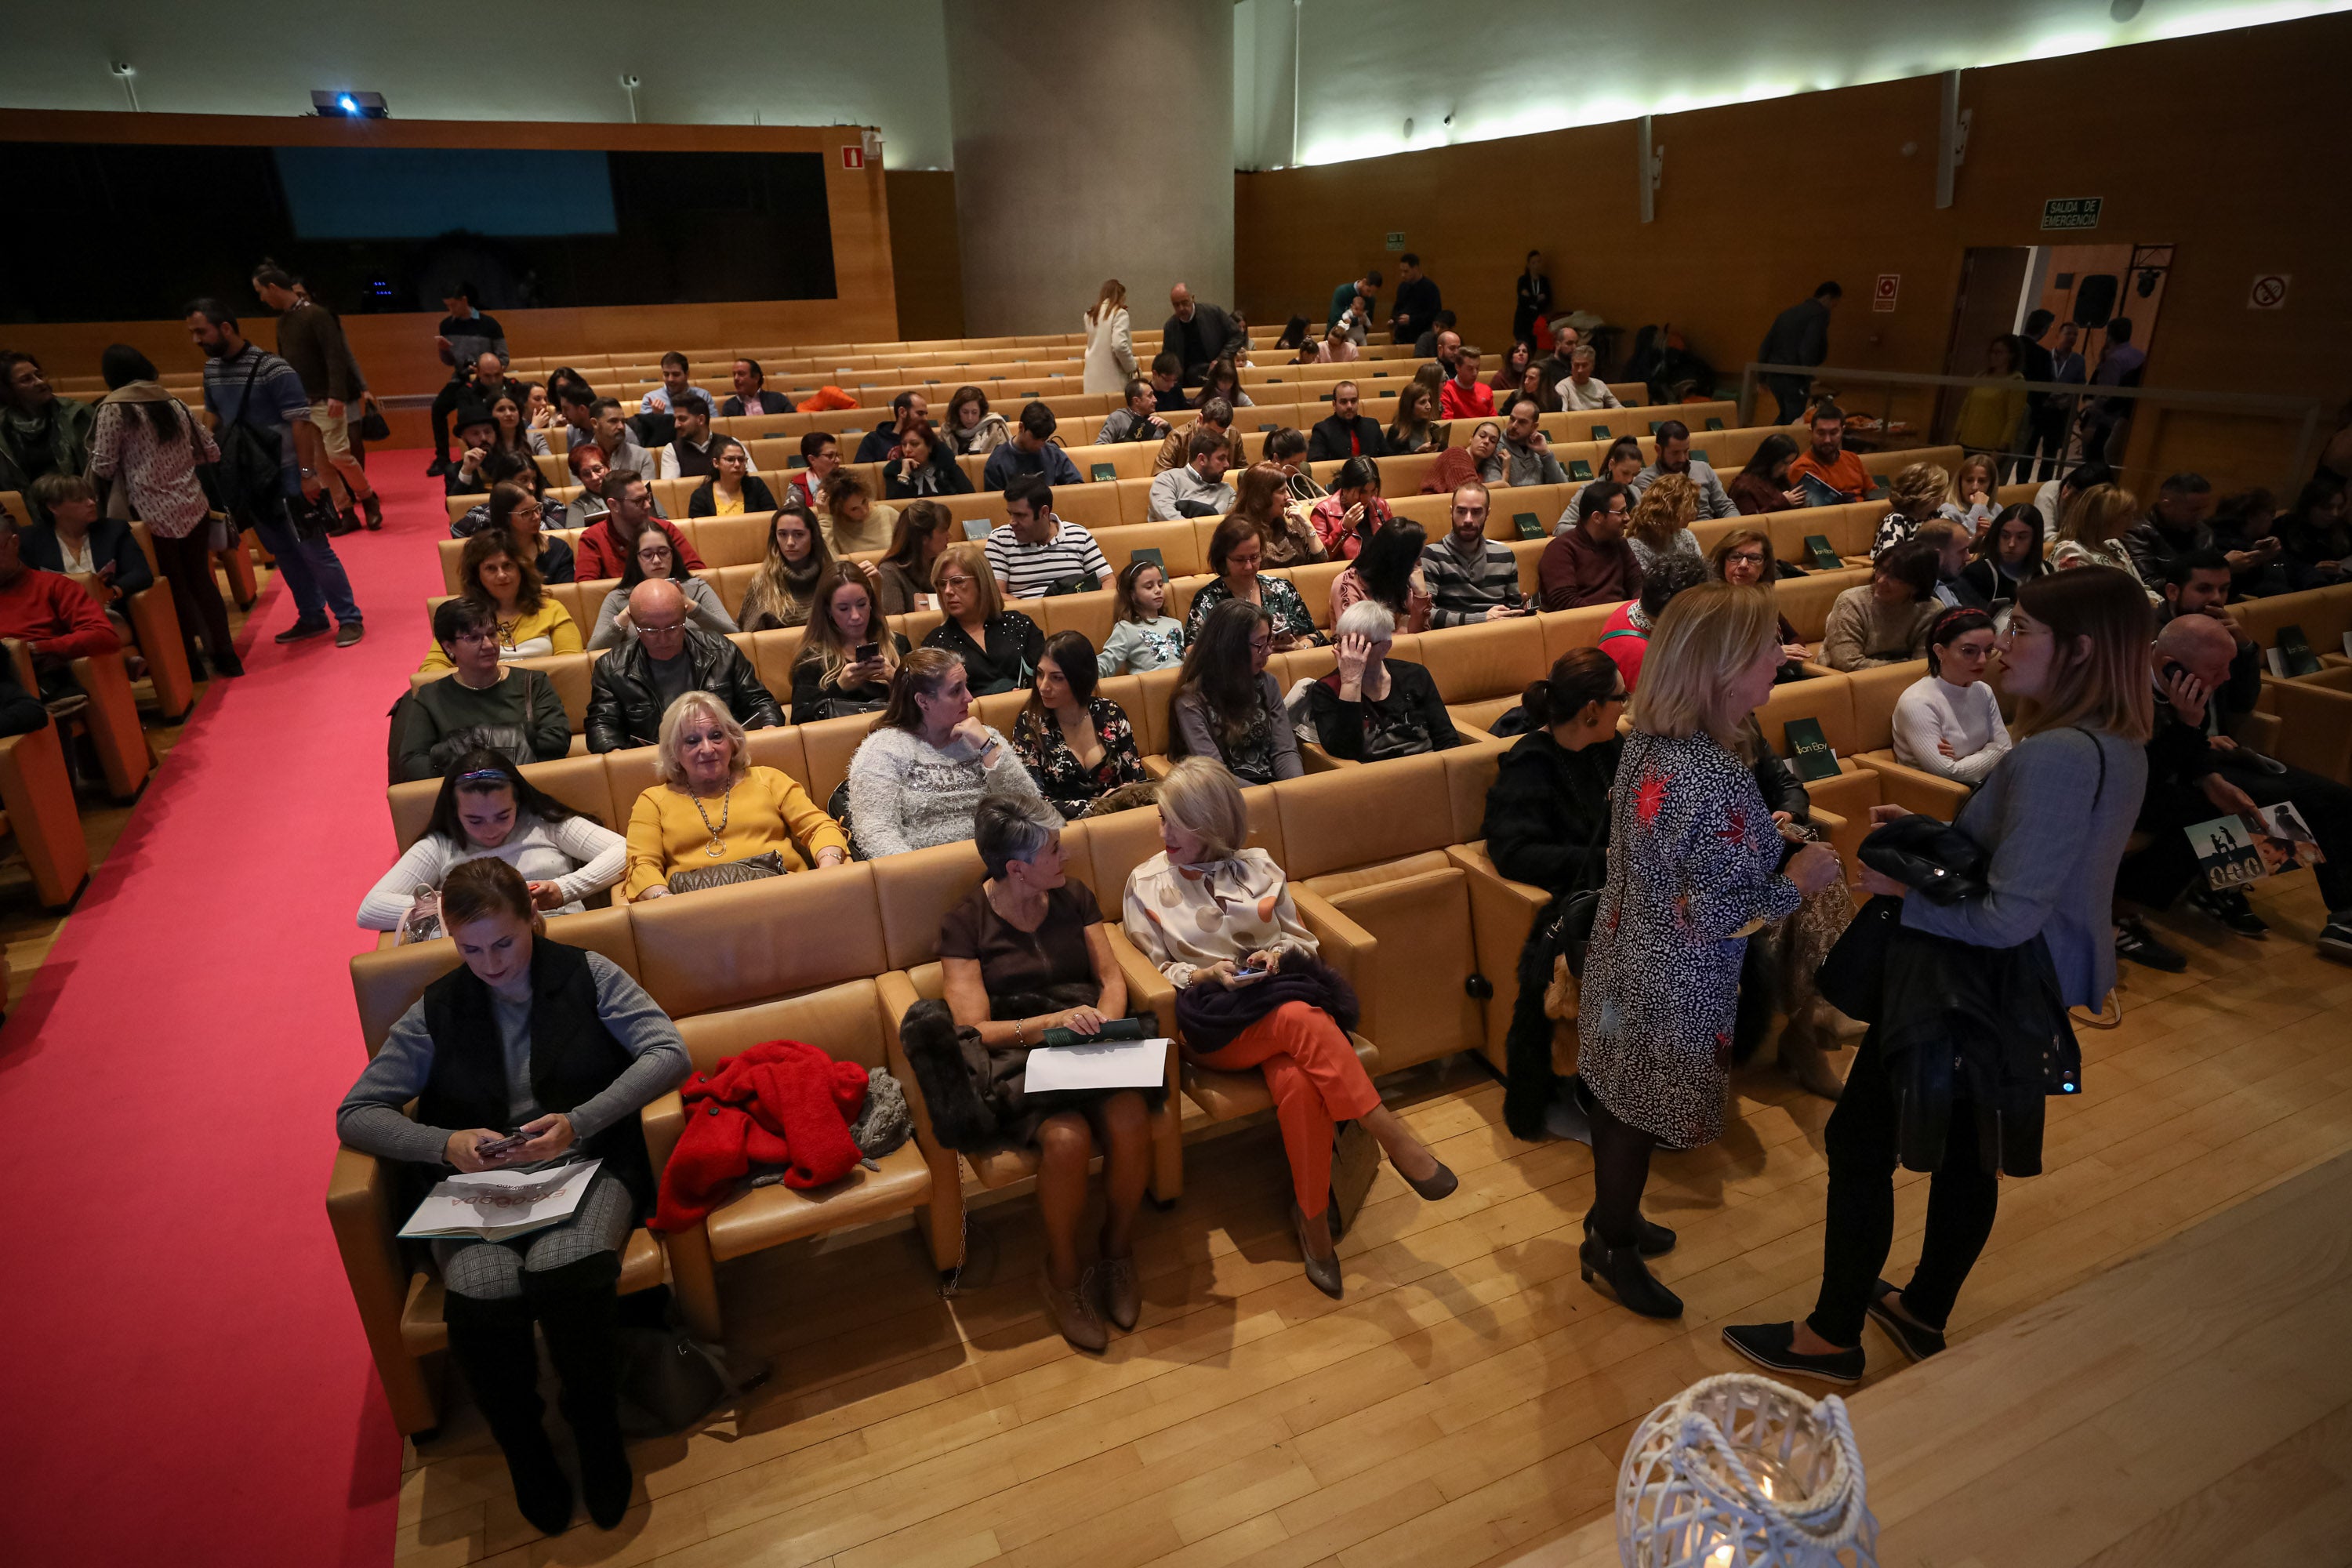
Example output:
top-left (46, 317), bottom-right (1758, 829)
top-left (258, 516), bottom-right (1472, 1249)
top-left (1582, 1207), bottom-right (1677, 1258)
top-left (1291, 1203), bottom-right (1343, 1298)
top-left (1399, 1156), bottom-right (1458, 1201)
top-left (1578, 1232), bottom-right (1682, 1319)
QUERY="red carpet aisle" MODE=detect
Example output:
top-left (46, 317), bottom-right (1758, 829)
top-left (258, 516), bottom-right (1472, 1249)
top-left (0, 456), bottom-right (455, 1567)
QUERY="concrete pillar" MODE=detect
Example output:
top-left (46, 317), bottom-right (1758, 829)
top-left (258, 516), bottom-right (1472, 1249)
top-left (942, 0), bottom-right (1234, 338)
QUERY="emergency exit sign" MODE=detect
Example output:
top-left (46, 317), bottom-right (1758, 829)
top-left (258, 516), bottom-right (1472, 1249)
top-left (2041, 197), bottom-right (2102, 230)
top-left (1385, 232), bottom-right (1406, 251)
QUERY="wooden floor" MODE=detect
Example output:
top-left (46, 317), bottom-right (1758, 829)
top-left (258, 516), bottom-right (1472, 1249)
top-left (392, 873), bottom-right (2352, 1568)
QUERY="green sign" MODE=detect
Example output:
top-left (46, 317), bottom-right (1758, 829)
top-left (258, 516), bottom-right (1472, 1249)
top-left (1385, 231), bottom-right (1406, 251)
top-left (2041, 196), bottom-right (2103, 230)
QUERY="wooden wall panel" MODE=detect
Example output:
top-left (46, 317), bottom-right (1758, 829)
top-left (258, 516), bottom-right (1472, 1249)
top-left (887, 170), bottom-right (966, 344)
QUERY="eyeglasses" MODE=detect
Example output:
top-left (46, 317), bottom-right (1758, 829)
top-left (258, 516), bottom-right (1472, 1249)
top-left (1726, 552), bottom-right (1766, 568)
top-left (637, 620), bottom-right (687, 637)
top-left (1947, 643), bottom-right (1994, 660)
top-left (448, 629), bottom-right (500, 645)
top-left (1247, 635), bottom-right (1272, 652)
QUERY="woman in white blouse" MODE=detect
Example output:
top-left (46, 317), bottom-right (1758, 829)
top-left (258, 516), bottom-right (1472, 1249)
top-left (1082, 279), bottom-right (1138, 394)
top-left (359, 751), bottom-right (625, 931)
top-left (1891, 606), bottom-right (2013, 785)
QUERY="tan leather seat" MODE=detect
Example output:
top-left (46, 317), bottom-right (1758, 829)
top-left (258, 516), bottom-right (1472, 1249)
top-left (1842, 660), bottom-right (1976, 821)
top-left (0, 720), bottom-right (89, 907)
top-left (4, 638), bottom-right (148, 798)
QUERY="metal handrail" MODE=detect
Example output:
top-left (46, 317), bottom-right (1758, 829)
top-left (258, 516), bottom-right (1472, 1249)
top-left (1737, 361), bottom-right (2329, 486)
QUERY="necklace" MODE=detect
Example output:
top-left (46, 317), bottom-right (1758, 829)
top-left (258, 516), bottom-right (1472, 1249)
top-left (690, 783), bottom-right (733, 857)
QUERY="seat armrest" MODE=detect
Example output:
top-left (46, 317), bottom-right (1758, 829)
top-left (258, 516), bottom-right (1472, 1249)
top-left (640, 1090), bottom-right (685, 1177)
top-left (325, 1145), bottom-right (439, 1436)
top-left (876, 971), bottom-right (967, 1207)
top-left (1105, 927), bottom-right (1178, 1030)
top-left (1854, 756), bottom-right (1973, 821)
top-left (2255, 678), bottom-right (2352, 782)
top-left (1289, 884), bottom-right (1377, 1035)
top-left (1301, 742), bottom-right (1359, 772)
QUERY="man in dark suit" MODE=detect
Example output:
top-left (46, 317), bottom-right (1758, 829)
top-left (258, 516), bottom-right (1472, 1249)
top-left (720, 357), bottom-right (793, 417)
top-left (1758, 281), bottom-right (1841, 424)
top-left (1306, 380), bottom-right (1387, 463)
top-left (1161, 282), bottom-right (1246, 390)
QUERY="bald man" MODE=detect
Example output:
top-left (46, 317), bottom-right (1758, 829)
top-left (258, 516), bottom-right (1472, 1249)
top-left (1160, 283), bottom-right (1243, 390)
top-left (584, 576), bottom-right (781, 750)
top-left (2116, 608), bottom-right (2352, 956)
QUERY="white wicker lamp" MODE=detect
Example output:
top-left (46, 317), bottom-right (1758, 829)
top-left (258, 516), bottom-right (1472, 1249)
top-left (1616, 1373), bottom-right (1878, 1567)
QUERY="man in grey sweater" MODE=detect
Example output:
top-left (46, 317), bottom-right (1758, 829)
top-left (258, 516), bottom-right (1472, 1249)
top-left (1629, 421), bottom-right (1738, 520)
top-left (1483, 398), bottom-right (1570, 488)
top-left (1147, 430), bottom-right (1236, 520)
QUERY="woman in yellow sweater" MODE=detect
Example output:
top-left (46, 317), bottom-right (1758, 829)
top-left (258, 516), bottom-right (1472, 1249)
top-left (1953, 334), bottom-right (2028, 469)
top-left (419, 531), bottom-right (583, 673)
top-left (623, 690), bottom-right (849, 899)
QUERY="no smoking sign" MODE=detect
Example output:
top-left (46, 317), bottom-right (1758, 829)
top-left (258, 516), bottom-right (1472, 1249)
top-left (2247, 274), bottom-right (2290, 310)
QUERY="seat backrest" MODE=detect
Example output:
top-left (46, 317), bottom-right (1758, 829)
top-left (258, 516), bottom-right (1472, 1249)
top-left (1442, 740), bottom-right (1508, 843)
top-left (388, 753), bottom-right (619, 851)
top-left (1275, 752), bottom-right (1455, 879)
top-left (1846, 661), bottom-right (1930, 752)
top-left (350, 906), bottom-right (640, 1055)
top-left (693, 514), bottom-right (775, 567)
top-left (629, 862), bottom-right (887, 1018)
top-left (1757, 671), bottom-right (1861, 760)
top-left (1540, 603), bottom-right (1621, 661)
top-left (673, 978), bottom-right (889, 1073)
top-left (800, 711), bottom-right (882, 807)
top-left (1776, 569), bottom-right (1867, 644)
top-left (871, 839), bottom-right (989, 971)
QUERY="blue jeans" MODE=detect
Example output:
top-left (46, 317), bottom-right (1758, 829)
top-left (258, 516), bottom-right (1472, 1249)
top-left (252, 498), bottom-right (361, 628)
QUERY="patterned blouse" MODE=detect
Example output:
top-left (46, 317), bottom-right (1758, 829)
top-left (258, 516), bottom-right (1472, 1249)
top-left (1013, 695), bottom-right (1149, 820)
top-left (1186, 572), bottom-right (1317, 645)
top-left (86, 397), bottom-right (220, 540)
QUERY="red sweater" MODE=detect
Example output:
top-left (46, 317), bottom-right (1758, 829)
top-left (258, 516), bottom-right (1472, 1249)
top-left (0, 568), bottom-right (116, 659)
top-left (573, 515), bottom-right (706, 581)
top-left (1439, 379), bottom-right (1495, 421)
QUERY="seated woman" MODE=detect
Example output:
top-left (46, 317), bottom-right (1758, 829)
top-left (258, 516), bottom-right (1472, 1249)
top-left (487, 387), bottom-right (543, 459)
top-left (335, 857), bottom-right (689, 1537)
top-left (487, 481), bottom-right (575, 584)
top-left (1958, 503), bottom-right (2051, 610)
top-left (921, 540), bottom-right (1044, 695)
top-left (358, 749), bottom-right (626, 932)
top-left (2278, 475), bottom-right (2350, 591)
top-left (1624, 472), bottom-right (1702, 575)
top-left (942, 386), bottom-right (1011, 456)
top-left (686, 436), bottom-right (778, 517)
top-left (622, 690), bottom-right (848, 900)
top-left (790, 563), bottom-right (909, 723)
top-left (22, 473), bottom-right (149, 652)
top-left (1708, 528), bottom-right (1812, 681)
top-left (1098, 558), bottom-right (1186, 674)
top-left (1384, 382), bottom-right (1443, 456)
top-left (1186, 515), bottom-right (1317, 648)
top-left (1940, 453), bottom-right (1999, 535)
top-left (736, 505), bottom-right (834, 631)
top-left (845, 648), bottom-right (1047, 857)
top-left (453, 454), bottom-right (552, 539)
top-left (2052, 482), bottom-right (2156, 599)
top-left (1425, 420), bottom-right (1501, 495)
top-left (1168, 599), bottom-right (1302, 784)
top-left (881, 419), bottom-right (973, 499)
top-left (1873, 462), bottom-right (1950, 557)
top-left (1892, 606), bottom-right (2012, 785)
top-left (587, 510), bottom-right (737, 650)
top-left (1123, 757), bottom-right (1457, 1296)
top-left (933, 797), bottom-right (1152, 1350)
top-left (420, 531), bottom-right (583, 674)
top-left (820, 471), bottom-right (898, 556)
top-left (873, 499), bottom-right (954, 615)
top-left (1014, 630), bottom-right (1149, 819)
top-left (1820, 540), bottom-right (1940, 670)
top-left (1263, 427), bottom-right (1325, 503)
top-left (1202, 357), bottom-right (1252, 408)
top-left (1330, 517), bottom-right (1432, 634)
top-left (1307, 456), bottom-right (1392, 560)
top-left (1309, 601), bottom-right (1461, 760)
top-left (1728, 433), bottom-right (1804, 516)
top-left (1231, 462), bottom-right (1325, 568)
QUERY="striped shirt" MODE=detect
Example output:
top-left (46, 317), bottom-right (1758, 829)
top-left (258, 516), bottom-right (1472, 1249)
top-left (985, 518), bottom-right (1110, 601)
top-left (201, 344), bottom-right (310, 497)
top-left (1419, 532), bottom-right (1526, 627)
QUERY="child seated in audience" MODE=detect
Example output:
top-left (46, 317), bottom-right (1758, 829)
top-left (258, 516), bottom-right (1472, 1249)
top-left (1097, 558), bottom-right (1186, 673)
top-left (358, 750), bottom-right (625, 932)
top-left (1891, 607), bottom-right (2012, 785)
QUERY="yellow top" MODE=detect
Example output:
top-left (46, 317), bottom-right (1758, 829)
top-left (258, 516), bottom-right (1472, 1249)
top-left (623, 765), bottom-right (851, 900)
top-left (418, 599), bottom-right (583, 673)
top-left (713, 488), bottom-right (745, 516)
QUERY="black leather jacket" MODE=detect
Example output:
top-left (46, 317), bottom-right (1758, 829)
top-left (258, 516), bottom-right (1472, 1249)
top-left (584, 626), bottom-right (781, 751)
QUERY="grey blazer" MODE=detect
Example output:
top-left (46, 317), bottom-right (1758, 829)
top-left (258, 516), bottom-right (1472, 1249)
top-left (1902, 726), bottom-right (2146, 1008)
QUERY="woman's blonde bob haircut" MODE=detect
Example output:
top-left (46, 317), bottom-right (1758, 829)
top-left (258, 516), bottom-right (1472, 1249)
top-left (2057, 483), bottom-right (2140, 547)
top-left (1630, 582), bottom-right (1780, 747)
top-left (2008, 565), bottom-right (2155, 742)
top-left (1155, 757), bottom-right (1251, 864)
top-left (931, 539), bottom-right (1004, 620)
top-left (655, 690), bottom-right (750, 789)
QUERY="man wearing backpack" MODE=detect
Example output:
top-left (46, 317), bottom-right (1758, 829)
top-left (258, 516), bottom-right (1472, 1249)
top-left (187, 298), bottom-right (364, 647)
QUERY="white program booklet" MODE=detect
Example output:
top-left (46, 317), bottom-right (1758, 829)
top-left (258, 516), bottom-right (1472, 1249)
top-left (398, 1158), bottom-right (604, 1243)
top-left (1023, 1038), bottom-right (1171, 1093)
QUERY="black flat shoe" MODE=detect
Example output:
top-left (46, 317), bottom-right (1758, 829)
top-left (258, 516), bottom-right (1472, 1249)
top-left (1721, 1321), bottom-right (1864, 1385)
top-left (1865, 1279), bottom-right (1946, 1363)
top-left (1579, 1232), bottom-right (1682, 1319)
top-left (1584, 1208), bottom-right (1677, 1258)
top-left (1402, 1157), bottom-right (1458, 1201)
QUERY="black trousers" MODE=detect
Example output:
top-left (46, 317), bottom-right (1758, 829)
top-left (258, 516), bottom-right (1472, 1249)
top-left (1765, 373), bottom-right (1811, 425)
top-left (2118, 752), bottom-right (2352, 914)
top-left (1806, 1028), bottom-right (2001, 1346)
top-left (428, 377), bottom-right (470, 461)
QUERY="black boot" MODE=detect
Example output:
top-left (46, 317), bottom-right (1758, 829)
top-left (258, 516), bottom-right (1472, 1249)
top-left (527, 1254), bottom-right (633, 1530)
top-left (444, 1290), bottom-right (574, 1536)
top-left (1582, 1207), bottom-right (1677, 1258)
top-left (1578, 1231), bottom-right (1683, 1319)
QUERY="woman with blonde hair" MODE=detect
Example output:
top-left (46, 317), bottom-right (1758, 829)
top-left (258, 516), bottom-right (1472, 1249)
top-left (736, 505), bottom-right (835, 631)
top-left (2051, 482), bottom-right (2157, 599)
top-left (1940, 452), bottom-right (2000, 533)
top-left (1730, 566), bottom-right (2152, 1382)
top-left (1624, 472), bottom-right (1702, 573)
top-left (1874, 461), bottom-right (1951, 557)
top-left (1231, 462), bottom-right (1327, 568)
top-left (1123, 757), bottom-right (1458, 1297)
top-left (622, 690), bottom-right (848, 899)
top-left (1575, 583), bottom-right (1846, 1319)
top-left (820, 470), bottom-right (899, 556)
top-left (921, 539), bottom-right (1044, 694)
top-left (1083, 279), bottom-right (1137, 394)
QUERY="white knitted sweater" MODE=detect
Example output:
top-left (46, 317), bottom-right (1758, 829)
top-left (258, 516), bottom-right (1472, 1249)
top-left (844, 724), bottom-right (1044, 858)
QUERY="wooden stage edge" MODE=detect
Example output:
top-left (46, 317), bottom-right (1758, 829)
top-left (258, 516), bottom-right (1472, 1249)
top-left (1513, 1148), bottom-right (2352, 1568)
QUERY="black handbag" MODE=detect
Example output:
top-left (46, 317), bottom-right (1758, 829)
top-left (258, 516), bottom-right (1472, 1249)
top-left (1857, 815), bottom-right (1989, 905)
top-left (356, 397), bottom-right (392, 443)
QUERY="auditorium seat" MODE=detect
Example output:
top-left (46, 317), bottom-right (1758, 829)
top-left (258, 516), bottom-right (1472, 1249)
top-left (0, 718), bottom-right (90, 908)
top-left (3, 637), bottom-right (149, 798)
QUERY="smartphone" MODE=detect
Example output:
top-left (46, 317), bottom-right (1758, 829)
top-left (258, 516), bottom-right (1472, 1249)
top-left (855, 641), bottom-right (880, 662)
top-left (475, 1130), bottom-right (532, 1161)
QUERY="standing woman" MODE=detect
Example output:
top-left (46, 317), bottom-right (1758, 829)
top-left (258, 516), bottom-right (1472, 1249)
top-left (1575, 584), bottom-right (1844, 1318)
top-left (737, 506), bottom-right (834, 631)
top-left (336, 857), bottom-right (689, 1536)
top-left (1514, 251), bottom-right (1554, 347)
top-left (85, 343), bottom-right (241, 677)
top-left (587, 511), bottom-right (735, 649)
top-left (1728, 568), bottom-right (2151, 1381)
top-left (1083, 280), bottom-right (1138, 395)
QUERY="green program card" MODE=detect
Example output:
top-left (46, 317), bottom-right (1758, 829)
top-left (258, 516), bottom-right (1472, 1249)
top-left (1805, 534), bottom-right (1842, 571)
top-left (1784, 717), bottom-right (1840, 781)
top-left (1090, 463), bottom-right (1116, 482)
top-left (1568, 459), bottom-right (1595, 481)
top-left (1515, 512), bottom-right (1544, 539)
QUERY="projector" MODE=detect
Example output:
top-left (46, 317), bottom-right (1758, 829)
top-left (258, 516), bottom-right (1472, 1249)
top-left (312, 90), bottom-right (388, 119)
